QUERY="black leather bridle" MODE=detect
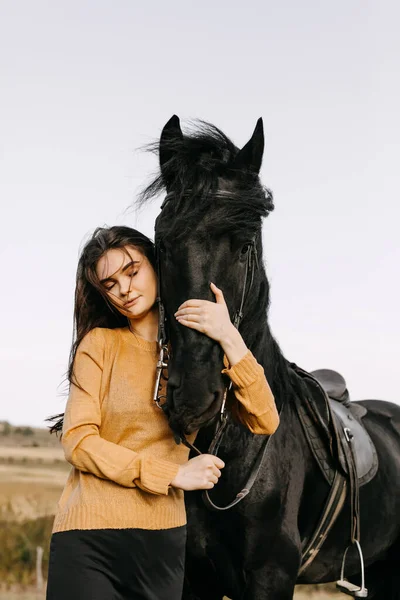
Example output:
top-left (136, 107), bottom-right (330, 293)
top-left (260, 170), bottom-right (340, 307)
top-left (152, 193), bottom-right (274, 510)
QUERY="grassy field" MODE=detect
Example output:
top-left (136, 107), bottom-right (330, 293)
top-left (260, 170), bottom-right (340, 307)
top-left (0, 421), bottom-right (342, 598)
top-left (0, 592), bottom-right (43, 600)
top-left (0, 444), bottom-right (69, 523)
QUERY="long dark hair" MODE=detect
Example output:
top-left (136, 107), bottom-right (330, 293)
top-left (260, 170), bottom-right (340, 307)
top-left (48, 225), bottom-right (156, 434)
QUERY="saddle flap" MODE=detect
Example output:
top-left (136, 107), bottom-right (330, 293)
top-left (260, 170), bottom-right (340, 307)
top-left (292, 364), bottom-right (378, 488)
top-left (330, 400), bottom-right (378, 485)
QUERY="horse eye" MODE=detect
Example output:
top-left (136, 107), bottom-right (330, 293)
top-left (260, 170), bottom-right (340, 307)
top-left (240, 243), bottom-right (251, 256)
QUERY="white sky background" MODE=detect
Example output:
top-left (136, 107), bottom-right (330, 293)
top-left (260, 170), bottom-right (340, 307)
top-left (0, 1), bottom-right (399, 427)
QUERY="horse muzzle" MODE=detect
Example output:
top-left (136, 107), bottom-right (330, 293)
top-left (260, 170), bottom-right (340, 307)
top-left (166, 377), bottom-right (225, 435)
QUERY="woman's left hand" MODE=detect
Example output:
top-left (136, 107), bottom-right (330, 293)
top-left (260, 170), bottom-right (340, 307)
top-left (174, 282), bottom-right (234, 344)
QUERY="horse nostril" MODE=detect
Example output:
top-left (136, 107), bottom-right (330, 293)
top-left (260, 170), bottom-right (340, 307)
top-left (167, 371), bottom-right (180, 390)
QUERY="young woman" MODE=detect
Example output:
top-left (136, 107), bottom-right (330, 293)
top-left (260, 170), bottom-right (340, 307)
top-left (46, 225), bottom-right (279, 599)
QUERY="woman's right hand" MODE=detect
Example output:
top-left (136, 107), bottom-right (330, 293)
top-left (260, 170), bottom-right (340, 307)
top-left (170, 454), bottom-right (225, 491)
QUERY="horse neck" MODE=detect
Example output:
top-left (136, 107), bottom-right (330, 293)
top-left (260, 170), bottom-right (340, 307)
top-left (196, 303), bottom-right (294, 455)
top-left (239, 275), bottom-right (293, 412)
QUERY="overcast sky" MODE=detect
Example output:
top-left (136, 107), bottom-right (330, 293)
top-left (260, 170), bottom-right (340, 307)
top-left (1, 0), bottom-right (399, 427)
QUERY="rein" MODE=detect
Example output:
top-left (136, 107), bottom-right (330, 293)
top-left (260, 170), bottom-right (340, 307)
top-left (153, 194), bottom-right (272, 511)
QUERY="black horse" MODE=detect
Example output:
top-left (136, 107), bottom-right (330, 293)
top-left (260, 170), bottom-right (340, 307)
top-left (141, 116), bottom-right (400, 600)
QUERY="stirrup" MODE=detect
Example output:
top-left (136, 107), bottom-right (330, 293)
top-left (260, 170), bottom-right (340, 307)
top-left (336, 540), bottom-right (368, 598)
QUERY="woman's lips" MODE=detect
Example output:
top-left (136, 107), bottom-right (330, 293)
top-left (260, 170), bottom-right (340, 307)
top-left (124, 296), bottom-right (140, 308)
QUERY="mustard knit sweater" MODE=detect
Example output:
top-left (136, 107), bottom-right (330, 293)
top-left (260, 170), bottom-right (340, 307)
top-left (52, 326), bottom-right (279, 533)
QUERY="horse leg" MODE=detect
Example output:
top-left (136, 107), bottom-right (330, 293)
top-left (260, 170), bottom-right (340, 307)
top-left (182, 555), bottom-right (225, 600)
top-left (240, 563), bottom-right (298, 600)
top-left (239, 537), bottom-right (300, 600)
top-left (360, 538), bottom-right (400, 600)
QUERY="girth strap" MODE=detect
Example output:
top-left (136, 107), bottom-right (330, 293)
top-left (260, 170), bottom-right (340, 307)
top-left (299, 471), bottom-right (347, 574)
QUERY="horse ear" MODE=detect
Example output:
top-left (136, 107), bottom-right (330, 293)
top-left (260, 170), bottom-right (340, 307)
top-left (232, 118), bottom-right (264, 174)
top-left (159, 115), bottom-right (183, 171)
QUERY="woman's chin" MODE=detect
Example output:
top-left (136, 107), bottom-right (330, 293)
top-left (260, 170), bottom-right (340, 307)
top-left (125, 300), bottom-right (158, 319)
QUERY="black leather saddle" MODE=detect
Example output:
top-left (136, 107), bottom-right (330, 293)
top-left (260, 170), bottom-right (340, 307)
top-left (294, 367), bottom-right (378, 487)
top-left (311, 369), bottom-right (350, 404)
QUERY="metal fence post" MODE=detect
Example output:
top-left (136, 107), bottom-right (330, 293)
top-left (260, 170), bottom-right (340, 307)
top-left (36, 545), bottom-right (44, 592)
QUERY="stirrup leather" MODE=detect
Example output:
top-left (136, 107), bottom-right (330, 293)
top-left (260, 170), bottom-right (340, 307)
top-left (336, 540), bottom-right (368, 598)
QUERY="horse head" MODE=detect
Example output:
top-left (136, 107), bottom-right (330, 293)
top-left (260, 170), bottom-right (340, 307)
top-left (148, 115), bottom-right (274, 435)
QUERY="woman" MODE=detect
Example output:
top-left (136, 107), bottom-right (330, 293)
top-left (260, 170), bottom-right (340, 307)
top-left (46, 225), bottom-right (279, 599)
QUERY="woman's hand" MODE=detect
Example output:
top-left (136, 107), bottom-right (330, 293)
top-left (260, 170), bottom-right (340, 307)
top-left (175, 282), bottom-right (248, 366)
top-left (170, 454), bottom-right (225, 491)
top-left (175, 282), bottom-right (232, 343)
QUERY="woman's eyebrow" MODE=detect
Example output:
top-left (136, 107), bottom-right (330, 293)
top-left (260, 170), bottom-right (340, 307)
top-left (100, 260), bottom-right (140, 284)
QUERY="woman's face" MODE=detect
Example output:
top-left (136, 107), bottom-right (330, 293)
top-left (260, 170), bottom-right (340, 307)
top-left (95, 245), bottom-right (157, 320)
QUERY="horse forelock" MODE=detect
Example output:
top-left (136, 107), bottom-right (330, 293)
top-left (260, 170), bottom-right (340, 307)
top-left (138, 120), bottom-right (274, 241)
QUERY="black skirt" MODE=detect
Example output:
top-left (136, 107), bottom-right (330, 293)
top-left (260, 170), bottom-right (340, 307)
top-left (46, 526), bottom-right (186, 600)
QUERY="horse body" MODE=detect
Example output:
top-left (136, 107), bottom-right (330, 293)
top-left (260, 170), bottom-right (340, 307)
top-left (142, 116), bottom-right (400, 599)
top-left (184, 399), bottom-right (400, 599)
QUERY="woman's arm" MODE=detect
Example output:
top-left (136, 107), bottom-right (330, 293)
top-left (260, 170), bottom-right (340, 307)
top-left (221, 349), bottom-right (280, 435)
top-left (62, 328), bottom-right (179, 495)
top-left (175, 283), bottom-right (280, 435)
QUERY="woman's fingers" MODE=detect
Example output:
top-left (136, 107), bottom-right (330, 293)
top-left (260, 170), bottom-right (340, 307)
top-left (175, 307), bottom-right (202, 318)
top-left (210, 282), bottom-right (226, 305)
top-left (175, 289), bottom-right (229, 341)
top-left (175, 307), bottom-right (206, 328)
top-left (177, 284), bottom-right (226, 313)
top-left (176, 314), bottom-right (201, 322)
top-left (171, 455), bottom-right (225, 491)
top-left (207, 466), bottom-right (221, 485)
top-left (175, 300), bottom-right (203, 312)
top-left (175, 318), bottom-right (203, 331)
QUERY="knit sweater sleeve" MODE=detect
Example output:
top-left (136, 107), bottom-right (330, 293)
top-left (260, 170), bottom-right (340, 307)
top-left (61, 328), bottom-right (179, 496)
top-left (222, 350), bottom-right (280, 435)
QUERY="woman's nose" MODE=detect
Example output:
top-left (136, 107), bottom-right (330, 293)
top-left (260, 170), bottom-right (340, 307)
top-left (120, 278), bottom-right (132, 296)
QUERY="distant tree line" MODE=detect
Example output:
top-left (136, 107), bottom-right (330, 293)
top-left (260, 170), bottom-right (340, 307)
top-left (0, 421), bottom-right (34, 436)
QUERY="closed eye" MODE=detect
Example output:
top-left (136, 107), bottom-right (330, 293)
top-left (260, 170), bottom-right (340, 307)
top-left (103, 270), bottom-right (138, 291)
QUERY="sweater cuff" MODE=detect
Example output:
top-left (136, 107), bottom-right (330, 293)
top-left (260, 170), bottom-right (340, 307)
top-left (136, 457), bottom-right (180, 496)
top-left (221, 350), bottom-right (263, 389)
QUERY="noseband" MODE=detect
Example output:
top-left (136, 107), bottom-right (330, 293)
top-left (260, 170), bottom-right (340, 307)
top-left (152, 193), bottom-right (273, 510)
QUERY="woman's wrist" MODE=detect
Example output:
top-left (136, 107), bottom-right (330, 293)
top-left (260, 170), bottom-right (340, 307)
top-left (170, 465), bottom-right (182, 489)
top-left (220, 325), bottom-right (248, 367)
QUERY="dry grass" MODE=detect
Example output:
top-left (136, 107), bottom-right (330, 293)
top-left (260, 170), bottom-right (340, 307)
top-left (0, 592), bottom-right (44, 600)
top-left (0, 445), bottom-right (68, 522)
top-left (294, 584), bottom-right (340, 598)
top-left (0, 447), bottom-right (64, 462)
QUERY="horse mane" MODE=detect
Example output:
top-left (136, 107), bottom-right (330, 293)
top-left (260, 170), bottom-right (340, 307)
top-left (138, 120), bottom-right (275, 240)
